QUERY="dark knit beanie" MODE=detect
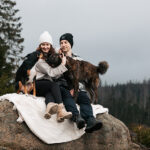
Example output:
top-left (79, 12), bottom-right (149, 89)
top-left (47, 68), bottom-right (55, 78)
top-left (60, 33), bottom-right (74, 48)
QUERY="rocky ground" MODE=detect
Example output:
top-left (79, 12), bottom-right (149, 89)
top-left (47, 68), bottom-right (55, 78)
top-left (0, 100), bottom-right (141, 150)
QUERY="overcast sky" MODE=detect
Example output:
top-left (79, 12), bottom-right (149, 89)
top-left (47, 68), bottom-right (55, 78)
top-left (15, 0), bottom-right (150, 85)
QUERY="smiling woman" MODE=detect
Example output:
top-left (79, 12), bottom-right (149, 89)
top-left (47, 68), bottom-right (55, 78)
top-left (34, 31), bottom-right (72, 122)
top-left (36, 31), bottom-right (54, 55)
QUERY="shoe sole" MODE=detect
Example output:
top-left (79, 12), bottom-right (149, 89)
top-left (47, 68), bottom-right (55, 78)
top-left (63, 113), bottom-right (72, 119)
top-left (44, 113), bottom-right (51, 119)
top-left (85, 122), bottom-right (103, 133)
top-left (57, 117), bottom-right (64, 122)
top-left (57, 113), bottom-right (72, 122)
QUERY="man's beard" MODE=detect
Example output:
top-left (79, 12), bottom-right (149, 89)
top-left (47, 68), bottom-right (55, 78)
top-left (61, 47), bottom-right (69, 52)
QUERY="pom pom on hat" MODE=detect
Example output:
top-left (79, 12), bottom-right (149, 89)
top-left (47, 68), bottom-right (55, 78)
top-left (39, 31), bottom-right (53, 45)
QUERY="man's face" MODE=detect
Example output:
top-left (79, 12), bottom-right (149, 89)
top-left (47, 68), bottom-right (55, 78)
top-left (60, 40), bottom-right (71, 53)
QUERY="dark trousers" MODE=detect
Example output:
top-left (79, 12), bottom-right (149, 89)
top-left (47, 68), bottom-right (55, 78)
top-left (35, 79), bottom-right (62, 105)
top-left (60, 87), bottom-right (94, 122)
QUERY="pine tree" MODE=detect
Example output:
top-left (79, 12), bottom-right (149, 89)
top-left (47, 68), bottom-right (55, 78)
top-left (0, 0), bottom-right (24, 95)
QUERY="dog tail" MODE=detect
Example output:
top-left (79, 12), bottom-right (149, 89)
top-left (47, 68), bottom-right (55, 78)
top-left (97, 61), bottom-right (109, 74)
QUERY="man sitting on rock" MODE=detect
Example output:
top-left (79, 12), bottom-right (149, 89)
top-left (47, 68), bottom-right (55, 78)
top-left (57, 33), bottom-right (103, 133)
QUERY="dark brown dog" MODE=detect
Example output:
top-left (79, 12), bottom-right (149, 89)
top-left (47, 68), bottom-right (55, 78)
top-left (46, 53), bottom-right (109, 103)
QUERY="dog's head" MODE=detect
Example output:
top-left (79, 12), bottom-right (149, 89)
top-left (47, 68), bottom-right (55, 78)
top-left (45, 53), bottom-right (62, 68)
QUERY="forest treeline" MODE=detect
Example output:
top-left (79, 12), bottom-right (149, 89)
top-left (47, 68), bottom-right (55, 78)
top-left (0, 0), bottom-right (24, 95)
top-left (98, 80), bottom-right (150, 126)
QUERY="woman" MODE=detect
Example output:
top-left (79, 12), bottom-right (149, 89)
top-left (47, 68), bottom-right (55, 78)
top-left (35, 31), bottom-right (72, 122)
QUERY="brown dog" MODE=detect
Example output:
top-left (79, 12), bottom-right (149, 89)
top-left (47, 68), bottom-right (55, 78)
top-left (65, 57), bottom-right (108, 102)
top-left (46, 53), bottom-right (109, 103)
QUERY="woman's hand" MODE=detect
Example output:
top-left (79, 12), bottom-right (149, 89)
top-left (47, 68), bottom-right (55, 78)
top-left (61, 53), bottom-right (66, 65)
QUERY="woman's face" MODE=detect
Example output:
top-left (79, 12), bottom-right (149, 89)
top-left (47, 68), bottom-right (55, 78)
top-left (60, 40), bottom-right (71, 53)
top-left (40, 42), bottom-right (51, 53)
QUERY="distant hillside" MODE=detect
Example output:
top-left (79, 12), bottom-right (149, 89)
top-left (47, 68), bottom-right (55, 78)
top-left (98, 79), bottom-right (150, 126)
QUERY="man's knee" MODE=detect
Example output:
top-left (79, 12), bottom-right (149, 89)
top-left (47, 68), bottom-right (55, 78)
top-left (77, 91), bottom-right (91, 104)
top-left (60, 87), bottom-right (72, 98)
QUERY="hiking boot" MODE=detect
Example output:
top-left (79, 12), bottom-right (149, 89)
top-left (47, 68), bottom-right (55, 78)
top-left (72, 114), bottom-right (85, 129)
top-left (76, 115), bottom-right (86, 129)
top-left (85, 117), bottom-right (103, 133)
top-left (44, 102), bottom-right (58, 119)
top-left (57, 103), bottom-right (72, 122)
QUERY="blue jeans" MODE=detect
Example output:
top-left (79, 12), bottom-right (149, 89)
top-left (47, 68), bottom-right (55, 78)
top-left (60, 87), bottom-right (94, 122)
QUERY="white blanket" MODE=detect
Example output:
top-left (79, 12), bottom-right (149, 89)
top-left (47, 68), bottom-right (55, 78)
top-left (0, 93), bottom-right (108, 144)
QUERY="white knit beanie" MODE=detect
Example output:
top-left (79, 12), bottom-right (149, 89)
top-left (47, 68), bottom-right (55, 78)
top-left (39, 31), bottom-right (53, 45)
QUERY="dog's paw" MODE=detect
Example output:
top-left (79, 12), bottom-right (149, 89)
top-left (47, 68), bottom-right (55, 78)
top-left (25, 94), bottom-right (29, 96)
top-left (18, 92), bottom-right (23, 95)
top-left (32, 95), bottom-right (37, 99)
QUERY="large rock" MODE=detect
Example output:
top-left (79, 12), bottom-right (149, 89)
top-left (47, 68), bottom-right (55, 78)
top-left (0, 100), bottom-right (140, 150)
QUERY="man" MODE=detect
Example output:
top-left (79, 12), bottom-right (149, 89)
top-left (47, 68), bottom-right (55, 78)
top-left (58, 33), bottom-right (103, 133)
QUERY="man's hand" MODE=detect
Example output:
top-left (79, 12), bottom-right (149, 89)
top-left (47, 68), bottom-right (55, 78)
top-left (61, 53), bottom-right (66, 65)
top-left (70, 89), bottom-right (74, 97)
top-left (58, 49), bottom-right (63, 54)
